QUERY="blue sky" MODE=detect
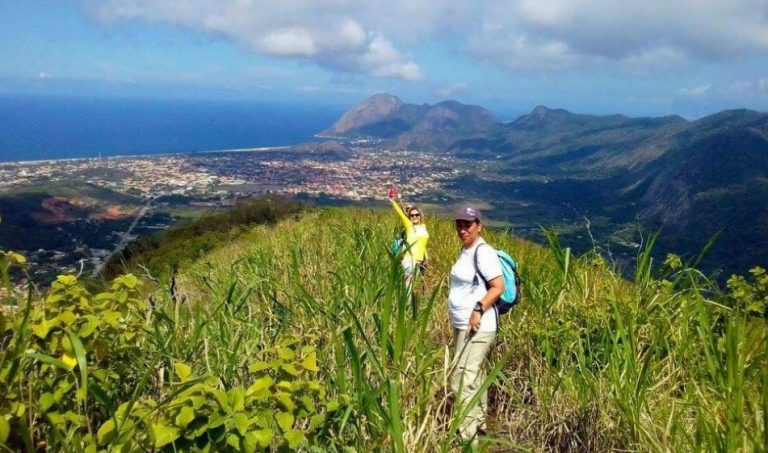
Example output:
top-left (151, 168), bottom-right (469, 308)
top-left (2, 0), bottom-right (768, 119)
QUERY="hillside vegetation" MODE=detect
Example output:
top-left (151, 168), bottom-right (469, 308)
top-left (1, 206), bottom-right (767, 451)
top-left (101, 195), bottom-right (305, 281)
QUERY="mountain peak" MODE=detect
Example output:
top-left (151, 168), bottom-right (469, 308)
top-left (531, 105), bottom-right (554, 118)
top-left (318, 93), bottom-right (403, 136)
top-left (691, 108), bottom-right (767, 132)
top-left (511, 105), bottom-right (573, 128)
top-left (367, 92), bottom-right (402, 105)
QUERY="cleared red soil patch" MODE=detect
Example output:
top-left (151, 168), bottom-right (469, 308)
top-left (31, 197), bottom-right (86, 224)
top-left (89, 205), bottom-right (133, 221)
top-left (30, 197), bottom-right (134, 224)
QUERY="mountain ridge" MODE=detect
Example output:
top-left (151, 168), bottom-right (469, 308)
top-left (318, 93), bottom-right (497, 138)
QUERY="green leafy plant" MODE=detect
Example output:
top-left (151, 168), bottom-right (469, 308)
top-left (97, 335), bottom-right (348, 451)
top-left (727, 266), bottom-right (768, 316)
top-left (1, 271), bottom-right (149, 449)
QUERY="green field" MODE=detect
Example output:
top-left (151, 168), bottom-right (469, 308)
top-left (1, 205), bottom-right (766, 451)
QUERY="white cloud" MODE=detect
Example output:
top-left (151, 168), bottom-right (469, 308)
top-left (729, 80), bottom-right (754, 95)
top-left (759, 78), bottom-right (768, 93)
top-left (620, 47), bottom-right (687, 72)
top-left (727, 78), bottom-right (768, 97)
top-left (678, 84), bottom-right (712, 96)
top-left (38, 71), bottom-right (51, 79)
top-left (257, 28), bottom-right (317, 57)
top-left (467, 0), bottom-right (768, 73)
top-left (332, 20), bottom-right (368, 52)
top-left (672, 78), bottom-right (768, 105)
top-left (79, 0), bottom-right (768, 80)
top-left (436, 83), bottom-right (468, 96)
top-left (467, 29), bottom-right (580, 72)
top-left (80, 0), bottom-right (422, 81)
top-left (360, 36), bottom-right (423, 81)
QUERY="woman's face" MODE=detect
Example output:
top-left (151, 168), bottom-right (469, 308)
top-left (455, 219), bottom-right (481, 248)
top-left (409, 210), bottom-right (422, 225)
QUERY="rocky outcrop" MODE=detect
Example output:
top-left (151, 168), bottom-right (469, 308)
top-left (318, 93), bottom-right (403, 136)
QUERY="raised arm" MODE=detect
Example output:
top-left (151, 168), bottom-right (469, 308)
top-left (397, 196), bottom-right (408, 213)
top-left (387, 186), bottom-right (412, 232)
top-left (389, 197), bottom-right (411, 231)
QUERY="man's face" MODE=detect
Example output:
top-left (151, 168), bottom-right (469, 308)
top-left (455, 219), bottom-right (481, 247)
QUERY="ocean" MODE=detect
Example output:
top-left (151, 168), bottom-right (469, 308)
top-left (0, 94), bottom-right (345, 163)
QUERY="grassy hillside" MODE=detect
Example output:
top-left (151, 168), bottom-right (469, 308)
top-left (1, 207), bottom-right (766, 451)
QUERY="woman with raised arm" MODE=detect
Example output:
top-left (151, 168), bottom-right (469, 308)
top-left (387, 186), bottom-right (429, 285)
top-left (448, 205), bottom-right (504, 443)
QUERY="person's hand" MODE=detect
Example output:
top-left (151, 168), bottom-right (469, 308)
top-left (387, 185), bottom-right (397, 199)
top-left (469, 310), bottom-right (482, 335)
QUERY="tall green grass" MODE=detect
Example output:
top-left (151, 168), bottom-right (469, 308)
top-left (1, 207), bottom-right (766, 451)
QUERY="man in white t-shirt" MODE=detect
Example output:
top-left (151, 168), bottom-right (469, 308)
top-left (448, 205), bottom-right (504, 442)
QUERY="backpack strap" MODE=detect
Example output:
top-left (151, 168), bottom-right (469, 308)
top-left (472, 243), bottom-right (490, 289)
top-left (472, 243), bottom-right (500, 331)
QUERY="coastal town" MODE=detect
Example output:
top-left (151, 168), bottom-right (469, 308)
top-left (0, 145), bottom-right (462, 201)
top-left (0, 144), bottom-right (468, 287)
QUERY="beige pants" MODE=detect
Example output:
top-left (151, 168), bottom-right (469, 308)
top-left (451, 327), bottom-right (496, 440)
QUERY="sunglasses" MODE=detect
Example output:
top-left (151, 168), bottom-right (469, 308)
top-left (409, 213), bottom-right (421, 218)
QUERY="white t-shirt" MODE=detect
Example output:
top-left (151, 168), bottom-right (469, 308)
top-left (447, 238), bottom-right (503, 332)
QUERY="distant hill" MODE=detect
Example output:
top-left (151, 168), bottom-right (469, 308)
top-left (449, 106), bottom-right (690, 173)
top-left (510, 105), bottom-right (630, 132)
top-left (318, 93), bottom-right (497, 140)
top-left (634, 119), bottom-right (768, 274)
top-left (640, 125), bottom-right (768, 223)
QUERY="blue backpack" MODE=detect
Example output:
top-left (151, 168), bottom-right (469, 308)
top-left (473, 244), bottom-right (522, 315)
top-left (391, 237), bottom-right (405, 255)
top-left (391, 228), bottom-right (406, 255)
